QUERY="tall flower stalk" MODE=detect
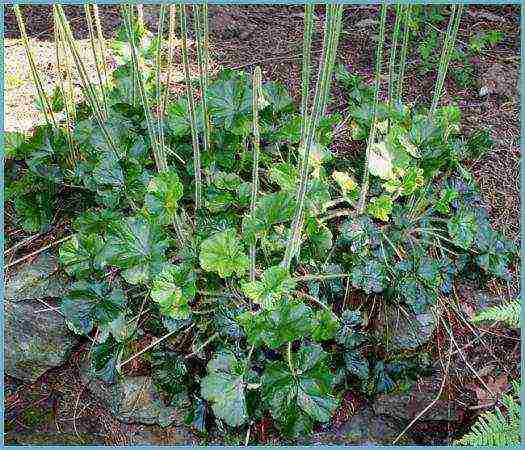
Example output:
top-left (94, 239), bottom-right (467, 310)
top-left (156, 5), bottom-right (167, 151)
top-left (282, 4), bottom-right (343, 270)
top-left (179, 4), bottom-right (203, 213)
top-left (300, 4), bottom-right (315, 145)
top-left (356, 2), bottom-right (388, 214)
top-left (161, 5), bottom-right (177, 116)
top-left (14, 5), bottom-right (57, 129)
top-left (84, 4), bottom-right (109, 119)
top-left (193, 3), bottom-right (211, 163)
top-left (430, 5), bottom-right (463, 114)
top-left (53, 11), bottom-right (75, 166)
top-left (122, 4), bottom-right (165, 171)
top-left (54, 4), bottom-right (118, 157)
top-left (387, 4), bottom-right (403, 107)
top-left (249, 66), bottom-right (262, 282)
top-left (395, 4), bottom-right (412, 102)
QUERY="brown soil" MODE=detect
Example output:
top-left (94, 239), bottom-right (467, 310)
top-left (4, 4), bottom-right (521, 446)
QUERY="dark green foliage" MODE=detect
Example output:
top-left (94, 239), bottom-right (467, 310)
top-left (5, 15), bottom-right (516, 442)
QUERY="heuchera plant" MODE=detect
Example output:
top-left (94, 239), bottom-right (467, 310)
top-left (5, 7), bottom-right (516, 441)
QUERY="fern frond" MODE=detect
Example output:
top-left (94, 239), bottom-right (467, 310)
top-left (457, 382), bottom-right (521, 446)
top-left (473, 299), bottom-right (521, 328)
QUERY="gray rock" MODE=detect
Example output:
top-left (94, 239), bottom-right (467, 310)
top-left (5, 250), bottom-right (71, 300)
top-left (81, 369), bottom-right (186, 428)
top-left (372, 375), bottom-right (462, 423)
top-left (5, 298), bottom-right (79, 382)
top-left (300, 407), bottom-right (409, 445)
top-left (374, 304), bottom-right (439, 351)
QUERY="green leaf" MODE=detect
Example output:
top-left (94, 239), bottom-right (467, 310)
top-left (213, 171), bottom-right (243, 191)
top-left (262, 81), bottom-right (293, 112)
top-left (59, 234), bottom-right (106, 278)
top-left (61, 280), bottom-right (127, 335)
top-left (200, 351), bottom-right (249, 427)
top-left (4, 131), bottom-right (26, 158)
top-left (435, 187), bottom-right (458, 214)
top-left (262, 344), bottom-right (338, 436)
top-left (268, 163), bottom-right (299, 192)
top-left (199, 228), bottom-right (250, 278)
top-left (151, 263), bottom-right (196, 319)
top-left (144, 171), bottom-right (183, 224)
top-left (335, 310), bottom-right (367, 348)
top-left (105, 216), bottom-right (169, 284)
top-left (351, 260), bottom-right (387, 294)
top-left (344, 351), bottom-right (369, 380)
top-left (208, 69), bottom-right (252, 132)
top-left (311, 309), bottom-right (339, 342)
top-left (241, 265), bottom-right (296, 309)
top-left (238, 299), bottom-right (313, 349)
top-left (448, 210), bottom-right (478, 249)
top-left (242, 192), bottom-right (296, 242)
top-left (366, 195), bottom-right (393, 222)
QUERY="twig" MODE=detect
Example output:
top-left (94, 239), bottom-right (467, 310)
top-left (185, 332), bottom-right (219, 359)
top-left (4, 234), bottom-right (73, 269)
top-left (118, 325), bottom-right (191, 369)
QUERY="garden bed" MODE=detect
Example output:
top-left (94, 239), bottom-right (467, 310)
top-left (4, 4), bottom-right (520, 446)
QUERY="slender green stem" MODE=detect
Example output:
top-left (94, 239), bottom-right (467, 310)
top-left (395, 4), bottom-right (412, 101)
top-left (14, 5), bottom-right (57, 128)
top-left (282, 5), bottom-right (343, 270)
top-left (92, 4), bottom-right (110, 114)
top-left (387, 4), bottom-right (403, 108)
top-left (84, 4), bottom-right (109, 119)
top-left (53, 12), bottom-right (74, 166)
top-left (249, 66), bottom-right (262, 282)
top-left (162, 5), bottom-right (177, 116)
top-left (300, 4), bottom-right (315, 145)
top-left (356, 1), bottom-right (388, 214)
top-left (431, 5), bottom-right (463, 114)
top-left (193, 3), bottom-right (211, 163)
top-left (136, 3), bottom-right (144, 28)
top-left (123, 4), bottom-right (166, 172)
top-left (179, 3), bottom-right (202, 212)
top-left (55, 5), bottom-right (118, 158)
top-left (156, 5), bottom-right (166, 151)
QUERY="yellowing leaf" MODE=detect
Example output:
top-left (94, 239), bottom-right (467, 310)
top-left (368, 141), bottom-right (394, 180)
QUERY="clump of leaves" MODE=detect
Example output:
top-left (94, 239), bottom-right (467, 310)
top-left (6, 6), bottom-right (517, 444)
